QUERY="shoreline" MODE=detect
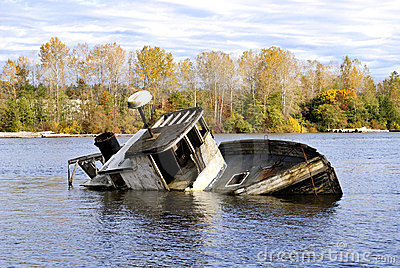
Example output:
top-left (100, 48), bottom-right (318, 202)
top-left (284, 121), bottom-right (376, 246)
top-left (0, 131), bottom-right (134, 139)
top-left (1, 129), bottom-right (399, 138)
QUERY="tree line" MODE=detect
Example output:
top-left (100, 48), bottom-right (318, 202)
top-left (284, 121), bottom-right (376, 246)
top-left (1, 36), bottom-right (400, 134)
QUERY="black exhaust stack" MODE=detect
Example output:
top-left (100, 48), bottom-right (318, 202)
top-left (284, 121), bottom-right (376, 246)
top-left (94, 132), bottom-right (121, 162)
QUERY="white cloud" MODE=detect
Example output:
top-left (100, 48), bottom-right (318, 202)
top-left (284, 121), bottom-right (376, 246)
top-left (0, 0), bottom-right (399, 80)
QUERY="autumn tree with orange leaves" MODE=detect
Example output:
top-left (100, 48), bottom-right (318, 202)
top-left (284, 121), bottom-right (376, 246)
top-left (1, 37), bottom-right (400, 133)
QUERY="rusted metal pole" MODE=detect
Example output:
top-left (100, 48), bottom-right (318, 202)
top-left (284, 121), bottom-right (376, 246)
top-left (138, 106), bottom-right (154, 138)
top-left (68, 162), bottom-right (79, 189)
top-left (138, 107), bottom-right (148, 128)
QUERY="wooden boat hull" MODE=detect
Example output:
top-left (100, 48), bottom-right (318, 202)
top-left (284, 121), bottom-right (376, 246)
top-left (211, 139), bottom-right (342, 196)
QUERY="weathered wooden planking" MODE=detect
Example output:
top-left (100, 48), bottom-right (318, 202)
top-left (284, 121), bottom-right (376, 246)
top-left (219, 139), bottom-right (318, 160)
top-left (234, 157), bottom-right (327, 195)
top-left (126, 108), bottom-right (203, 156)
top-left (233, 156), bottom-right (342, 196)
top-left (121, 156), bottom-right (167, 190)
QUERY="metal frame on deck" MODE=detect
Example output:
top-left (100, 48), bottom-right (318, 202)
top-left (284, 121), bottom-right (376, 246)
top-left (67, 153), bottom-right (104, 188)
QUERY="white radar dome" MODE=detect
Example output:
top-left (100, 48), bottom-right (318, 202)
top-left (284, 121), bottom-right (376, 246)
top-left (127, 90), bottom-right (153, 109)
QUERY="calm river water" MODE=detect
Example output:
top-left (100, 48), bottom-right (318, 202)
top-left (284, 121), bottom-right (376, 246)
top-left (0, 133), bottom-right (399, 267)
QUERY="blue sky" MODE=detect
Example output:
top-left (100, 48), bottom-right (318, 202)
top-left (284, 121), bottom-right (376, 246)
top-left (1, 0), bottom-right (400, 80)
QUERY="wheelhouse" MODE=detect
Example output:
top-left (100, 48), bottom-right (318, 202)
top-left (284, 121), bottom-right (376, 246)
top-left (79, 107), bottom-right (226, 191)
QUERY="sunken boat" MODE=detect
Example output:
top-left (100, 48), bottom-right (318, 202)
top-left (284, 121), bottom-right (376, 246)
top-left (68, 91), bottom-right (342, 196)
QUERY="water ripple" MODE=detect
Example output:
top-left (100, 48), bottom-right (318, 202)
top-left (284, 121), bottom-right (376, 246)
top-left (0, 134), bottom-right (399, 266)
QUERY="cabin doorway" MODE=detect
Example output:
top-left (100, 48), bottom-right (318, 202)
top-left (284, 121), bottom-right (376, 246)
top-left (152, 138), bottom-right (200, 190)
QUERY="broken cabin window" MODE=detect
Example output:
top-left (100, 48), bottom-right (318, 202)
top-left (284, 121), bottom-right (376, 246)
top-left (187, 127), bottom-right (203, 148)
top-left (226, 171), bottom-right (249, 187)
top-left (196, 117), bottom-right (209, 138)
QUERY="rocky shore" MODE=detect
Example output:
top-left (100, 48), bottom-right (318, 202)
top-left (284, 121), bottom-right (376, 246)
top-left (329, 127), bottom-right (390, 133)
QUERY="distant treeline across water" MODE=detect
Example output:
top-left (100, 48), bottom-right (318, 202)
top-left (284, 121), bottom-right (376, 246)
top-left (1, 37), bottom-right (400, 134)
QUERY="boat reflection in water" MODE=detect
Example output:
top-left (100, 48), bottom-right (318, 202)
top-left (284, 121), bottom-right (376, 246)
top-left (89, 190), bottom-right (341, 266)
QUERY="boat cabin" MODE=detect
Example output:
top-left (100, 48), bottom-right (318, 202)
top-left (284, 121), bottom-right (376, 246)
top-left (79, 107), bottom-right (226, 191)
